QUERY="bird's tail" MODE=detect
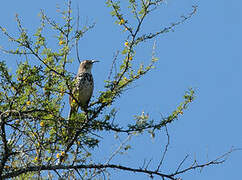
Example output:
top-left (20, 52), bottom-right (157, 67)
top-left (67, 107), bottom-right (78, 141)
top-left (68, 107), bottom-right (77, 120)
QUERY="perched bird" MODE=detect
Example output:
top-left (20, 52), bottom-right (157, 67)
top-left (68, 60), bottom-right (98, 119)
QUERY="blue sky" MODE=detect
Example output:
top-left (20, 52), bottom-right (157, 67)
top-left (0, 0), bottom-right (241, 179)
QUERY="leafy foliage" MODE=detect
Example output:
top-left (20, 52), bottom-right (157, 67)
top-left (0, 1), bottom-right (220, 180)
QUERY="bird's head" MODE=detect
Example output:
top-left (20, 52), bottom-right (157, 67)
top-left (78, 60), bottom-right (99, 74)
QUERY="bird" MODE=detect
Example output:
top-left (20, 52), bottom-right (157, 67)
top-left (68, 60), bottom-right (98, 119)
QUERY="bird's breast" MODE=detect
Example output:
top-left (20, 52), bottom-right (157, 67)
top-left (75, 73), bottom-right (94, 105)
top-left (76, 73), bottom-right (94, 88)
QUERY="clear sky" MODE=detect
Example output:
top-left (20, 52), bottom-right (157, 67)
top-left (0, 0), bottom-right (241, 180)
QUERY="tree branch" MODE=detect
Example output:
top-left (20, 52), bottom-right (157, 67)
top-left (2, 164), bottom-right (175, 180)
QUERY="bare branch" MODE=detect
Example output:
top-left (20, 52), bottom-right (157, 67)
top-left (105, 134), bottom-right (132, 165)
top-left (2, 164), bottom-right (176, 180)
top-left (171, 147), bottom-right (241, 176)
top-left (175, 154), bottom-right (189, 173)
top-left (156, 125), bottom-right (170, 171)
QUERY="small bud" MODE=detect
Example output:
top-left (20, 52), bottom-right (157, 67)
top-left (59, 40), bottom-right (65, 45)
top-left (119, 19), bottom-right (125, 25)
top-left (40, 121), bottom-right (45, 127)
top-left (26, 101), bottom-right (31, 106)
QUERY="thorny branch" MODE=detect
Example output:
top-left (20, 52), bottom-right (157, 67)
top-left (172, 147), bottom-right (240, 176)
top-left (2, 148), bottom-right (238, 180)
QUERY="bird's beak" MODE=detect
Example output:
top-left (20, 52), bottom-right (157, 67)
top-left (91, 60), bottom-right (99, 63)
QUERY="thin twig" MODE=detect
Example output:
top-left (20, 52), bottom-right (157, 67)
top-left (75, 5), bottom-right (81, 63)
top-left (105, 134), bottom-right (132, 165)
top-left (175, 154), bottom-right (189, 173)
top-left (108, 51), bottom-right (119, 81)
top-left (156, 125), bottom-right (170, 171)
top-left (172, 147), bottom-right (240, 176)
